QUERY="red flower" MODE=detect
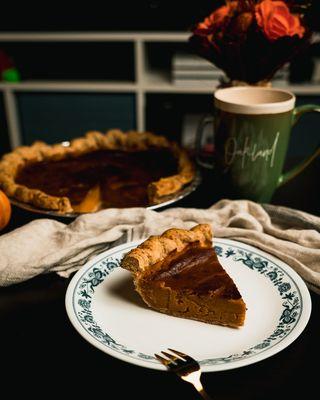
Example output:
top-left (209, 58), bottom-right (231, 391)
top-left (196, 2), bottom-right (237, 34)
top-left (255, 0), bottom-right (305, 41)
top-left (189, 0), bottom-right (311, 83)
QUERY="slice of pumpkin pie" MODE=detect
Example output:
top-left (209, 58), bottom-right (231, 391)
top-left (121, 224), bottom-right (246, 328)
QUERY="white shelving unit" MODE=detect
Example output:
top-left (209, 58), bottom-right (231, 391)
top-left (1, 31), bottom-right (319, 148)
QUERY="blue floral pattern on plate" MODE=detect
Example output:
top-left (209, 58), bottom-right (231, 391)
top-left (72, 240), bottom-right (304, 367)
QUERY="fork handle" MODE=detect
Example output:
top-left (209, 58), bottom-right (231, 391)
top-left (198, 388), bottom-right (212, 400)
top-left (192, 381), bottom-right (212, 400)
top-left (198, 387), bottom-right (212, 400)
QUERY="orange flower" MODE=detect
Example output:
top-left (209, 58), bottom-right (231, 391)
top-left (197, 2), bottom-right (237, 31)
top-left (232, 12), bottom-right (254, 35)
top-left (255, 0), bottom-right (305, 41)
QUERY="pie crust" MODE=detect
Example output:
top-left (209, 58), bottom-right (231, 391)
top-left (121, 224), bottom-right (246, 328)
top-left (0, 130), bottom-right (195, 213)
top-left (122, 224), bottom-right (212, 276)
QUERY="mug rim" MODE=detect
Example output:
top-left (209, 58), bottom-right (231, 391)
top-left (214, 86), bottom-right (295, 115)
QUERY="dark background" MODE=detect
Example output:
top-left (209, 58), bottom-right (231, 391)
top-left (0, 0), bottom-right (319, 199)
top-left (0, 1), bottom-right (319, 31)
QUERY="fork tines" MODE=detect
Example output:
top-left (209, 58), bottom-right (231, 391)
top-left (154, 349), bottom-right (211, 399)
top-left (154, 348), bottom-right (195, 366)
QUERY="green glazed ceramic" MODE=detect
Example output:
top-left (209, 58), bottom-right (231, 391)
top-left (197, 87), bottom-right (320, 202)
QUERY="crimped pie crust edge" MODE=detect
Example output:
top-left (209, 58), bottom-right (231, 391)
top-left (121, 224), bottom-right (212, 276)
top-left (0, 129), bottom-right (195, 213)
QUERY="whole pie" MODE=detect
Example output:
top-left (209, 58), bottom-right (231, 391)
top-left (121, 224), bottom-right (246, 328)
top-left (0, 130), bottom-right (195, 213)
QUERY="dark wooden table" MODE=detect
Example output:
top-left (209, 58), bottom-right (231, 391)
top-left (1, 159), bottom-right (319, 400)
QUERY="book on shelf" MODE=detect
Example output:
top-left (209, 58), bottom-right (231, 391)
top-left (172, 52), bottom-right (289, 87)
top-left (172, 53), bottom-right (222, 86)
top-left (173, 79), bottom-right (221, 87)
top-left (172, 70), bottom-right (224, 79)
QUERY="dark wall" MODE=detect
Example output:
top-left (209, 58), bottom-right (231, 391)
top-left (0, 2), bottom-right (216, 32)
top-left (0, 1), bottom-right (318, 32)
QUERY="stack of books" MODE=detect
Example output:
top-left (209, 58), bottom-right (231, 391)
top-left (172, 53), bottom-right (222, 87)
top-left (172, 52), bottom-right (289, 87)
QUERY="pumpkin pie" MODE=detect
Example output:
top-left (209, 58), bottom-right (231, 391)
top-left (121, 224), bottom-right (246, 328)
top-left (0, 130), bottom-right (195, 214)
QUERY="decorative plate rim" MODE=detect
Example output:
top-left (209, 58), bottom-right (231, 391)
top-left (65, 238), bottom-right (312, 372)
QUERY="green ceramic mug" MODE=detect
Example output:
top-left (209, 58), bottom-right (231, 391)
top-left (196, 87), bottom-right (320, 202)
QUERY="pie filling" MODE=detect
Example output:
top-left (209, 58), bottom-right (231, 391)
top-left (149, 245), bottom-right (241, 299)
top-left (15, 148), bottom-right (178, 209)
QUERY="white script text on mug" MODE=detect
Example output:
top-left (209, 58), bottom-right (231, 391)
top-left (224, 132), bottom-right (280, 169)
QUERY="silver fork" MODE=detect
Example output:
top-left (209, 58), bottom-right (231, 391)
top-left (154, 348), bottom-right (212, 400)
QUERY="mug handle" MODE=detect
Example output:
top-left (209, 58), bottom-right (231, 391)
top-left (195, 114), bottom-right (215, 169)
top-left (278, 104), bottom-right (320, 186)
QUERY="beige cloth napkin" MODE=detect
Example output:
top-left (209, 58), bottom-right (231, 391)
top-left (0, 199), bottom-right (319, 293)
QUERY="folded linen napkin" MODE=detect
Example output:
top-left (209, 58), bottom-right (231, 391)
top-left (0, 199), bottom-right (319, 293)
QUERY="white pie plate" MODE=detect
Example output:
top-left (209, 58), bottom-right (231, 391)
top-left (65, 238), bottom-right (311, 372)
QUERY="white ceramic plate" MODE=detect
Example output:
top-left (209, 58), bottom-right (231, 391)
top-left (65, 239), bottom-right (311, 372)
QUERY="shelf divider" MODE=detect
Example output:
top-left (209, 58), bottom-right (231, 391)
top-left (3, 89), bottom-right (22, 148)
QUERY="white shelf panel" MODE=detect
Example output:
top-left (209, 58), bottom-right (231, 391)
top-left (142, 69), bottom-right (320, 95)
top-left (273, 83), bottom-right (320, 96)
top-left (0, 81), bottom-right (137, 92)
top-left (0, 78), bottom-right (319, 96)
top-left (0, 31), bottom-right (189, 42)
top-left (142, 69), bottom-right (171, 86)
top-left (139, 69), bottom-right (217, 93)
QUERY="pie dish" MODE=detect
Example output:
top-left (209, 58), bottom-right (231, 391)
top-left (0, 130), bottom-right (195, 214)
top-left (121, 224), bottom-right (246, 328)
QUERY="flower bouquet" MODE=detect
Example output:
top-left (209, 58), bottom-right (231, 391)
top-left (189, 0), bottom-right (313, 85)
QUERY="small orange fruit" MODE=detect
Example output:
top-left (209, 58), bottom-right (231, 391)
top-left (0, 190), bottom-right (11, 230)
